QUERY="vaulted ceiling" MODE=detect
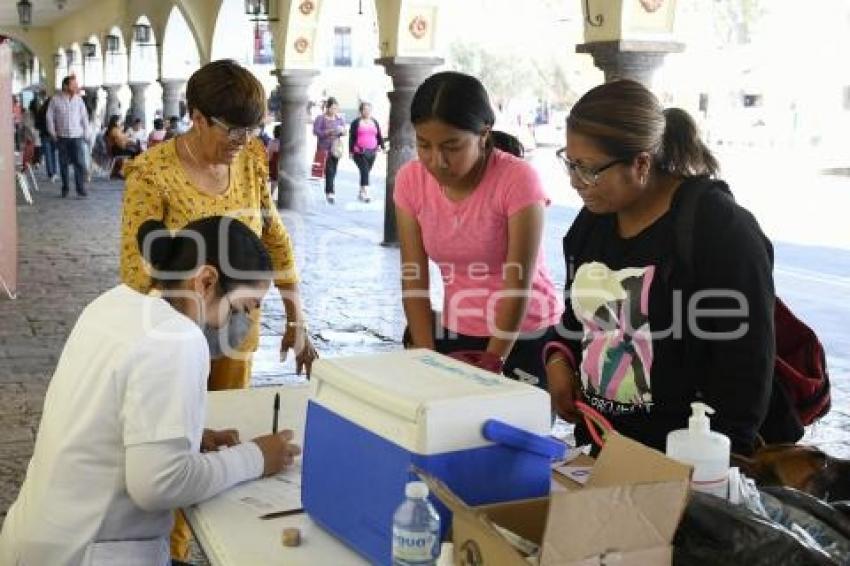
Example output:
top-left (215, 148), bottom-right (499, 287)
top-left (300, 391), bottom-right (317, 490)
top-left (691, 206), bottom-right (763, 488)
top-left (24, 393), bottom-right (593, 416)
top-left (0, 0), bottom-right (98, 28)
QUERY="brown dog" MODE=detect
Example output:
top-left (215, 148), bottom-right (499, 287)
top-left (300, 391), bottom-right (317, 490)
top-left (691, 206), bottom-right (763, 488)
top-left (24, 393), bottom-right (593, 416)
top-left (733, 444), bottom-right (850, 502)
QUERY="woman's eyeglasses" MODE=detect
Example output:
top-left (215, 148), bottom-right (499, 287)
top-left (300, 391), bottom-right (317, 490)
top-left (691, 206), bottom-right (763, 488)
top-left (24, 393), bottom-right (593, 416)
top-left (210, 116), bottom-right (263, 143)
top-left (555, 147), bottom-right (630, 186)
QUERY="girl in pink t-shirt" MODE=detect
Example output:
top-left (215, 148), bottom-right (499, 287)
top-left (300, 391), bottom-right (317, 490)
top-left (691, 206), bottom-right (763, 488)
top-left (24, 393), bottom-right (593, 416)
top-left (394, 71), bottom-right (563, 390)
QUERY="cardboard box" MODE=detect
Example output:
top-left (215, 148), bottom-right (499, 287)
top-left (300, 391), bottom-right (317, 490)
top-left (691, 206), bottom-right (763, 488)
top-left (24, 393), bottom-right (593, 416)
top-left (422, 433), bottom-right (692, 565)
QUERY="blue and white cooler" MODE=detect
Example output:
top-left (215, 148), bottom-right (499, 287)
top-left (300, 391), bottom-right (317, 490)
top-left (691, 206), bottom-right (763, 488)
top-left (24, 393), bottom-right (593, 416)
top-left (302, 349), bottom-right (563, 565)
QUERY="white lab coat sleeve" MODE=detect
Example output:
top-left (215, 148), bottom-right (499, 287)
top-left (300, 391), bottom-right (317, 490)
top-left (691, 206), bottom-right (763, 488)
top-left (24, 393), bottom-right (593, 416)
top-left (125, 438), bottom-right (264, 511)
top-left (121, 317), bottom-right (210, 448)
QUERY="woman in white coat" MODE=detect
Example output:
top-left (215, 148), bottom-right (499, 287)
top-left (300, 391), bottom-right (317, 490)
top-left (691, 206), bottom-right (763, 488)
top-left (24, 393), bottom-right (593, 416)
top-left (0, 216), bottom-right (300, 565)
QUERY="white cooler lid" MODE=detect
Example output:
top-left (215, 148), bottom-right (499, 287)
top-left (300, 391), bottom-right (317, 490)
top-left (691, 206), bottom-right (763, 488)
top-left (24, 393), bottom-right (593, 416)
top-left (310, 350), bottom-right (550, 454)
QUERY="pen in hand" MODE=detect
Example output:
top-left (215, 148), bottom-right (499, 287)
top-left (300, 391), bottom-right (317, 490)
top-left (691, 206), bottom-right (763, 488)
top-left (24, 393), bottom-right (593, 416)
top-left (272, 392), bottom-right (280, 434)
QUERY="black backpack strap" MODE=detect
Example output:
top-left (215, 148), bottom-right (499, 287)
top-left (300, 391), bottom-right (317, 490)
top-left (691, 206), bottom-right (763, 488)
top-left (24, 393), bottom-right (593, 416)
top-left (670, 176), bottom-right (734, 289)
top-left (669, 177), bottom-right (733, 403)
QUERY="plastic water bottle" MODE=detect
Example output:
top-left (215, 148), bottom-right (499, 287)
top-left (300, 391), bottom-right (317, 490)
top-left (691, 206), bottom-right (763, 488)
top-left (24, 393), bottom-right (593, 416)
top-left (392, 481), bottom-right (441, 565)
top-left (666, 402), bottom-right (731, 498)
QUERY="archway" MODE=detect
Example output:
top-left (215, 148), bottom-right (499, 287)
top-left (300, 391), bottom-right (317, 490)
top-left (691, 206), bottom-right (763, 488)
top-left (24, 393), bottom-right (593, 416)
top-left (103, 26), bottom-right (129, 86)
top-left (0, 32), bottom-right (48, 92)
top-left (81, 35), bottom-right (103, 89)
top-left (161, 6), bottom-right (200, 80)
top-left (129, 15), bottom-right (159, 83)
top-left (101, 26), bottom-right (130, 125)
top-left (128, 16), bottom-right (160, 130)
top-left (7, 40), bottom-right (40, 98)
top-left (53, 47), bottom-right (67, 90)
top-left (307, 0), bottom-right (385, 119)
top-left (78, 35), bottom-right (105, 131)
top-left (66, 43), bottom-right (83, 83)
top-left (211, 0), bottom-right (277, 99)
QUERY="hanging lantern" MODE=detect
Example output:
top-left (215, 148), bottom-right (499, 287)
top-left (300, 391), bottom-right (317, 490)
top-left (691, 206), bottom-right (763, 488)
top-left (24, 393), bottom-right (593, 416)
top-left (82, 41), bottom-right (97, 59)
top-left (17, 0), bottom-right (33, 28)
top-left (105, 34), bottom-right (120, 53)
top-left (133, 23), bottom-right (151, 44)
top-left (244, 0), bottom-right (266, 17)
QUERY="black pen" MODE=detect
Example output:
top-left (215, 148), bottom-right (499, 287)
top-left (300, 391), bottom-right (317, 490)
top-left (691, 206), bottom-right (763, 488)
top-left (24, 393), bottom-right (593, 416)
top-left (260, 507), bottom-right (304, 520)
top-left (272, 392), bottom-right (280, 434)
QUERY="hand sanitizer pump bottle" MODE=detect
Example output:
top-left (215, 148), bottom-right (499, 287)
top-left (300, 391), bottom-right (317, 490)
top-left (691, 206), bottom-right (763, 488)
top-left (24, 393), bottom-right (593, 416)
top-left (665, 402), bottom-right (731, 499)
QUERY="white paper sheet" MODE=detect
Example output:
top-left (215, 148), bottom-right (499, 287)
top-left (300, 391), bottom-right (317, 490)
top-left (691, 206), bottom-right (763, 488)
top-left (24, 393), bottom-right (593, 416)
top-left (223, 462), bottom-right (302, 516)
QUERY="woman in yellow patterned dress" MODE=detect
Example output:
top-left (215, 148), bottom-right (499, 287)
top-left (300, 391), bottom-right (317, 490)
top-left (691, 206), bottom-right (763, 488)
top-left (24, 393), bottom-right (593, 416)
top-left (119, 59), bottom-right (317, 562)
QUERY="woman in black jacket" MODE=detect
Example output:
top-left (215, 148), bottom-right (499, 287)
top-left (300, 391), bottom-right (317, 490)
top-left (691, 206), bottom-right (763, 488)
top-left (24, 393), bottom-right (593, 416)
top-left (545, 80), bottom-right (776, 455)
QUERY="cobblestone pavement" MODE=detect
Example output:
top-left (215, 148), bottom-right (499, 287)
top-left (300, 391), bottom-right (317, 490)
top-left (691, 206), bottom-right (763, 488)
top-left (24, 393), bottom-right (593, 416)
top-left (1, 158), bottom-right (848, 564)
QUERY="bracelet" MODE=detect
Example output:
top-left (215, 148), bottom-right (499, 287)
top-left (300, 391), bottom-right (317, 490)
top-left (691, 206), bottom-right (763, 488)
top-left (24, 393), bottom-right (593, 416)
top-left (286, 321), bottom-right (307, 329)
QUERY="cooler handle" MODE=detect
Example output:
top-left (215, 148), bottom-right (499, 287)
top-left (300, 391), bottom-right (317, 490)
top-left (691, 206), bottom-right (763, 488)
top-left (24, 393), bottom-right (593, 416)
top-left (482, 419), bottom-right (567, 460)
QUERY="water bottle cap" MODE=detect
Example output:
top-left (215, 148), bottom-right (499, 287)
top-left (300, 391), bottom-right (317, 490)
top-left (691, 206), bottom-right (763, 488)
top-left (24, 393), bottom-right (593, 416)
top-left (405, 481), bottom-right (429, 499)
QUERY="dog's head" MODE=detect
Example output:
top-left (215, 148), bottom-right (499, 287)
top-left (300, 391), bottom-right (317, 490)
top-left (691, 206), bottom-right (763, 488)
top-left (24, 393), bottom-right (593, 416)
top-left (732, 444), bottom-right (850, 501)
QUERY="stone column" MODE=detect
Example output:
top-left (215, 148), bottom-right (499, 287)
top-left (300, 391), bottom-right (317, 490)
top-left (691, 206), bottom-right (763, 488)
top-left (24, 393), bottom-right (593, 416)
top-left (128, 81), bottom-right (150, 124)
top-left (103, 84), bottom-right (122, 120)
top-left (576, 40), bottom-right (684, 88)
top-left (160, 78), bottom-right (186, 121)
top-left (375, 56), bottom-right (444, 245)
top-left (272, 69), bottom-right (318, 212)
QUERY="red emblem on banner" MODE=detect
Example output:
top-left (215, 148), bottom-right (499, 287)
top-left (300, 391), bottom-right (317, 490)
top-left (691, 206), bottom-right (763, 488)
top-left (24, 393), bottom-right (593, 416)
top-left (639, 0), bottom-right (664, 13)
top-left (408, 15), bottom-right (428, 39)
top-left (294, 37), bottom-right (309, 53)
top-left (299, 1), bottom-right (315, 16)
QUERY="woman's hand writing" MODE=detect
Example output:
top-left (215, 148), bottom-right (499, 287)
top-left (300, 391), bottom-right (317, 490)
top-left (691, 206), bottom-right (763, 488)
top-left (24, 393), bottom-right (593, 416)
top-left (252, 430), bottom-right (302, 476)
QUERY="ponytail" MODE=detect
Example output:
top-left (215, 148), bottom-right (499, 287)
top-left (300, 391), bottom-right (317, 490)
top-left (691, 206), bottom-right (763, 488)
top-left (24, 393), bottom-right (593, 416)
top-left (569, 81), bottom-right (720, 179)
top-left (489, 130), bottom-right (524, 158)
top-left (658, 108), bottom-right (719, 177)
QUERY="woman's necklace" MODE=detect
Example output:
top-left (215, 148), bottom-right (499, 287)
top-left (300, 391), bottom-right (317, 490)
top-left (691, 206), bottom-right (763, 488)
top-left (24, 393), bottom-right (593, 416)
top-left (182, 135), bottom-right (229, 188)
top-left (181, 135), bottom-right (201, 166)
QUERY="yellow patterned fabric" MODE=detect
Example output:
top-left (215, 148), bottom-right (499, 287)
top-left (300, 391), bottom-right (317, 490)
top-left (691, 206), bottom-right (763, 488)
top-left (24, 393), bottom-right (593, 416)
top-left (120, 137), bottom-right (298, 295)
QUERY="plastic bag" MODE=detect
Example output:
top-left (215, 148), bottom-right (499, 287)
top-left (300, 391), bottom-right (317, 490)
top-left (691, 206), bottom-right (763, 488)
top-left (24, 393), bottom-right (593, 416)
top-left (673, 491), bottom-right (837, 565)
top-left (729, 466), bottom-right (769, 517)
top-left (760, 487), bottom-right (850, 562)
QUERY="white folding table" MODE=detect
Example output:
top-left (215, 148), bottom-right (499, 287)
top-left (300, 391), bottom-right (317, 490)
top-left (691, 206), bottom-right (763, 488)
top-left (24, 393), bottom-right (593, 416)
top-left (184, 385), bottom-right (369, 566)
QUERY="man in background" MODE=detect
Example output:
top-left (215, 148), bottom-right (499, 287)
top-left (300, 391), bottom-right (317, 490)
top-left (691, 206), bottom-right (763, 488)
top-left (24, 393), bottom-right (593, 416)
top-left (163, 115), bottom-right (183, 141)
top-left (46, 75), bottom-right (91, 198)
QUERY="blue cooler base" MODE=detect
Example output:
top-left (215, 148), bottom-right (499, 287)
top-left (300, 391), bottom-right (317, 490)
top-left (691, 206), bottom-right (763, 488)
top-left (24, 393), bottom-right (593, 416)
top-left (302, 401), bottom-right (551, 565)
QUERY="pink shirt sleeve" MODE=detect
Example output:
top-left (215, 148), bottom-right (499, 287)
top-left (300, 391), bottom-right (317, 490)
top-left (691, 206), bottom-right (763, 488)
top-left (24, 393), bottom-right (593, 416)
top-left (392, 162), bottom-right (422, 216)
top-left (499, 157), bottom-right (550, 217)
